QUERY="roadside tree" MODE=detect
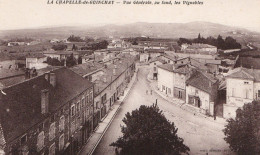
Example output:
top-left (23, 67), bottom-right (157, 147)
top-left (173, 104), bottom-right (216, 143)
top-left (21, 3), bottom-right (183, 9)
top-left (111, 104), bottom-right (190, 155)
top-left (223, 101), bottom-right (260, 155)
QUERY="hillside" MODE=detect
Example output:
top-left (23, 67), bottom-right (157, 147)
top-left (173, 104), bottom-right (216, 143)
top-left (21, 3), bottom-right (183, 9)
top-left (0, 22), bottom-right (259, 43)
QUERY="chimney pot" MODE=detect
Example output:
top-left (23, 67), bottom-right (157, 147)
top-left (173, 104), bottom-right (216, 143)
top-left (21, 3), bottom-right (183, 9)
top-left (44, 72), bottom-right (50, 81)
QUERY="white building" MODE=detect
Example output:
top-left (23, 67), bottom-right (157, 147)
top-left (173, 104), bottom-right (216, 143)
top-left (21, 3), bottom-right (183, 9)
top-left (148, 57), bottom-right (165, 80)
top-left (26, 56), bottom-right (48, 69)
top-left (157, 64), bottom-right (174, 96)
top-left (140, 53), bottom-right (149, 62)
top-left (224, 67), bottom-right (260, 118)
top-left (181, 43), bottom-right (217, 55)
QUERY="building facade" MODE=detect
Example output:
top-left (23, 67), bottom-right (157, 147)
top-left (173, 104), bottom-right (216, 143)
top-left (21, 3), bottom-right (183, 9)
top-left (224, 68), bottom-right (260, 118)
top-left (0, 67), bottom-right (94, 155)
top-left (186, 71), bottom-right (218, 116)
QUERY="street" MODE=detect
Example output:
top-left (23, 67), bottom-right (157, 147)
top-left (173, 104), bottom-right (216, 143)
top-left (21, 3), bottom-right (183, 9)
top-left (93, 66), bottom-right (232, 155)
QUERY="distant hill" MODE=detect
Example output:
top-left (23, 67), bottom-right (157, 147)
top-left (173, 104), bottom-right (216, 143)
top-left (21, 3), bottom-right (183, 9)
top-left (0, 22), bottom-right (260, 43)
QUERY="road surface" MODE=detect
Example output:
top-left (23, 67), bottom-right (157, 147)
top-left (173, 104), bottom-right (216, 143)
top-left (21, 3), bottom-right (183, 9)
top-left (93, 66), bottom-right (232, 155)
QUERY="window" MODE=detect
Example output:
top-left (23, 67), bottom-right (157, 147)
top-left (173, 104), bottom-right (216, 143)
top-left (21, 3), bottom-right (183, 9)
top-left (71, 105), bottom-right (75, 116)
top-left (59, 116), bottom-right (65, 132)
top-left (82, 98), bottom-right (85, 107)
top-left (154, 67), bottom-right (156, 71)
top-left (96, 102), bottom-right (99, 109)
top-left (86, 95), bottom-right (89, 104)
top-left (59, 134), bottom-right (64, 151)
top-left (49, 143), bottom-right (55, 155)
top-left (20, 134), bottom-right (27, 145)
top-left (258, 90), bottom-right (260, 97)
top-left (87, 108), bottom-right (89, 116)
top-left (244, 81), bottom-right (249, 84)
top-left (90, 92), bottom-right (93, 101)
top-left (76, 102), bottom-right (80, 112)
top-left (162, 85), bottom-right (165, 90)
top-left (195, 89), bottom-right (198, 94)
top-left (154, 62), bottom-right (156, 65)
top-left (71, 120), bottom-right (76, 133)
top-left (37, 131), bottom-right (45, 151)
top-left (101, 94), bottom-right (107, 104)
top-left (49, 122), bottom-right (56, 141)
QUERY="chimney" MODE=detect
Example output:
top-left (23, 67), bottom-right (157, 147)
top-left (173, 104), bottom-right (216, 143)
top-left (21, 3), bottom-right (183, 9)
top-left (49, 72), bottom-right (56, 87)
top-left (172, 64), bottom-right (175, 70)
top-left (64, 58), bottom-right (67, 67)
top-left (32, 69), bottom-right (37, 77)
top-left (114, 65), bottom-right (117, 69)
top-left (25, 69), bottom-right (30, 79)
top-left (103, 77), bottom-right (107, 83)
top-left (44, 72), bottom-right (50, 82)
top-left (41, 89), bottom-right (49, 114)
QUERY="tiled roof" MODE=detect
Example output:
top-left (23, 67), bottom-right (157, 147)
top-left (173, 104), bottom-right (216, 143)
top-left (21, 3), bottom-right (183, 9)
top-left (186, 71), bottom-right (218, 94)
top-left (162, 54), bottom-right (177, 61)
top-left (205, 59), bottom-right (221, 65)
top-left (157, 64), bottom-right (174, 72)
top-left (187, 43), bottom-right (216, 49)
top-left (26, 53), bottom-right (46, 58)
top-left (226, 67), bottom-right (260, 82)
top-left (44, 51), bottom-right (79, 55)
top-left (0, 76), bottom-right (25, 88)
top-left (70, 62), bottom-right (104, 77)
top-left (94, 56), bottom-right (136, 96)
top-left (149, 57), bottom-right (166, 64)
top-left (0, 67), bottom-right (93, 143)
top-left (145, 49), bottom-right (165, 53)
top-left (0, 69), bottom-right (24, 79)
top-left (173, 65), bottom-right (190, 74)
top-left (234, 56), bottom-right (260, 69)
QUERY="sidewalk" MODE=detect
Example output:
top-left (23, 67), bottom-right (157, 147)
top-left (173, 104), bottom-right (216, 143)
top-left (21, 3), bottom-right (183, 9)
top-left (146, 70), bottom-right (227, 125)
top-left (79, 70), bottom-right (138, 155)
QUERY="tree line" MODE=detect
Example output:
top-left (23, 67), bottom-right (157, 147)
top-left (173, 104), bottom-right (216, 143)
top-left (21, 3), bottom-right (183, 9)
top-left (67, 35), bottom-right (95, 43)
top-left (177, 34), bottom-right (241, 50)
top-left (0, 37), bottom-right (35, 46)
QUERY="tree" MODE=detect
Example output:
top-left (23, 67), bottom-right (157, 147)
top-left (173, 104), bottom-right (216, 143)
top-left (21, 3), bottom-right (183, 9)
top-left (52, 44), bottom-right (67, 51)
top-left (72, 44), bottom-right (78, 51)
top-left (223, 101), bottom-right (260, 155)
top-left (132, 40), bottom-right (138, 45)
top-left (67, 35), bottom-right (85, 42)
top-left (216, 35), bottom-right (225, 49)
top-left (110, 104), bottom-right (190, 155)
top-left (78, 56), bottom-right (82, 64)
top-left (66, 53), bottom-right (77, 67)
top-left (45, 57), bottom-right (63, 66)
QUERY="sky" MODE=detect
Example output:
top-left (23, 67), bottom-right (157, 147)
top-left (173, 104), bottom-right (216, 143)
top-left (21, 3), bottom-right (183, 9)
top-left (0, 0), bottom-right (260, 32)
